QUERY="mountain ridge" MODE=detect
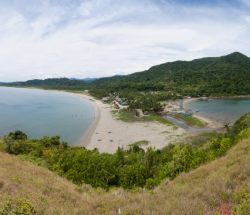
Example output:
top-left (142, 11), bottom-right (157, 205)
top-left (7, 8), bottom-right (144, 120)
top-left (1, 52), bottom-right (250, 98)
top-left (89, 51), bottom-right (250, 98)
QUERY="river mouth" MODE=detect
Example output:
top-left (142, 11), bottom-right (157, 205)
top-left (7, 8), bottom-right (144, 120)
top-left (0, 87), bottom-right (96, 145)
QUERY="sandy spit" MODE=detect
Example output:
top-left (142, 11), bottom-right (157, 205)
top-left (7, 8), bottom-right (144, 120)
top-left (76, 94), bottom-right (187, 153)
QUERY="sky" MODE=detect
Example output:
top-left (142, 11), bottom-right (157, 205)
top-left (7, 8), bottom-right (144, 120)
top-left (0, 0), bottom-right (250, 81)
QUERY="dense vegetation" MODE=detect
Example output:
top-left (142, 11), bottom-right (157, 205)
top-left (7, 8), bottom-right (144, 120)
top-left (89, 52), bottom-right (250, 98)
top-left (1, 113), bottom-right (250, 190)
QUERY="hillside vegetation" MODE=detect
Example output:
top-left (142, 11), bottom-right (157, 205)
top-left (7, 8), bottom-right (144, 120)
top-left (89, 52), bottom-right (250, 98)
top-left (0, 124), bottom-right (250, 214)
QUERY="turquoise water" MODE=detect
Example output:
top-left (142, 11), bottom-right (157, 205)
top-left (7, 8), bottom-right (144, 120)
top-left (0, 87), bottom-right (95, 145)
top-left (188, 98), bottom-right (250, 124)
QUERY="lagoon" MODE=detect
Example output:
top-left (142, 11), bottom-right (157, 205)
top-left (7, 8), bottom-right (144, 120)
top-left (0, 87), bottom-right (95, 145)
top-left (188, 98), bottom-right (250, 125)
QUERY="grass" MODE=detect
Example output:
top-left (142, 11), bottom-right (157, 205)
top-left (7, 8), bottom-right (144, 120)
top-left (129, 140), bottom-right (150, 147)
top-left (0, 135), bottom-right (249, 214)
top-left (114, 110), bottom-right (138, 122)
top-left (0, 139), bottom-right (4, 151)
top-left (143, 113), bottom-right (174, 126)
top-left (173, 113), bottom-right (207, 128)
top-left (114, 110), bottom-right (173, 126)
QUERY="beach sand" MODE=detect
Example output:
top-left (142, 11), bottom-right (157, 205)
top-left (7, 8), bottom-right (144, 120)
top-left (77, 94), bottom-right (187, 153)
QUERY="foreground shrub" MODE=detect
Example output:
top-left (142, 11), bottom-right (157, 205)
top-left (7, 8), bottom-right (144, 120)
top-left (0, 198), bottom-right (36, 215)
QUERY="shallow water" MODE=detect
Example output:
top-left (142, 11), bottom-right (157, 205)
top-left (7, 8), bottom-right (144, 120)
top-left (188, 98), bottom-right (250, 124)
top-left (0, 87), bottom-right (95, 145)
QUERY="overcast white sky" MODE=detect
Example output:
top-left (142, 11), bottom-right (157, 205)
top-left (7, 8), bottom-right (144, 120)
top-left (0, 0), bottom-right (249, 81)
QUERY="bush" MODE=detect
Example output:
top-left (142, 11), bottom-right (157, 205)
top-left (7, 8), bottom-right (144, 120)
top-left (7, 130), bottom-right (28, 141)
top-left (145, 178), bottom-right (159, 189)
top-left (0, 198), bottom-right (36, 215)
top-left (119, 164), bottom-right (147, 189)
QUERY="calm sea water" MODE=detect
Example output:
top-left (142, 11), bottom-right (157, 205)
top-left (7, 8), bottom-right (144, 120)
top-left (188, 98), bottom-right (250, 124)
top-left (0, 87), bottom-right (95, 145)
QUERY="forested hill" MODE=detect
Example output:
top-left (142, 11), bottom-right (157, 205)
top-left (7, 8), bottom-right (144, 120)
top-left (1, 52), bottom-right (250, 97)
top-left (0, 78), bottom-right (87, 90)
top-left (90, 52), bottom-right (250, 97)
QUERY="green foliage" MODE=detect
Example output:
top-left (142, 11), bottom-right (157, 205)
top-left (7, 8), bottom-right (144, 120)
top-left (0, 198), bottom-right (36, 215)
top-left (115, 110), bottom-right (173, 125)
top-left (5, 130), bottom-right (28, 140)
top-left (143, 113), bottom-right (173, 125)
top-left (126, 93), bottom-right (163, 112)
top-left (173, 113), bottom-right (206, 128)
top-left (130, 140), bottom-right (149, 147)
top-left (119, 164), bottom-right (147, 188)
top-left (2, 113), bottom-right (250, 190)
top-left (115, 110), bottom-right (138, 122)
top-left (89, 52), bottom-right (250, 99)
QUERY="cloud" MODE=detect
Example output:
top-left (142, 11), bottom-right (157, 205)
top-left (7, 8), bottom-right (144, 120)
top-left (0, 0), bottom-right (249, 81)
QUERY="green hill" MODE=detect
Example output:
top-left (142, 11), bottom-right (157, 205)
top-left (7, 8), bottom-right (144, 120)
top-left (90, 52), bottom-right (250, 97)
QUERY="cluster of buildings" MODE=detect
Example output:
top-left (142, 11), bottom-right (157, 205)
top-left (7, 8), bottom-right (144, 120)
top-left (102, 96), bottom-right (129, 110)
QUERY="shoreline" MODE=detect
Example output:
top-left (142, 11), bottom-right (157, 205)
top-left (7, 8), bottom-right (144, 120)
top-left (72, 93), bottom-right (101, 148)
top-left (23, 88), bottom-right (102, 148)
top-left (209, 95), bottom-right (250, 99)
top-left (0, 86), bottom-right (101, 147)
top-left (76, 95), bottom-right (187, 153)
top-left (2, 86), bottom-right (248, 152)
top-left (182, 98), bottom-right (224, 129)
top-left (34, 90), bottom-right (102, 148)
top-left (17, 87), bottom-right (187, 153)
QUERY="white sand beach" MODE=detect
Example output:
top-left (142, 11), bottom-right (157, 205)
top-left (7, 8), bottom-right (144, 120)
top-left (77, 94), bottom-right (187, 153)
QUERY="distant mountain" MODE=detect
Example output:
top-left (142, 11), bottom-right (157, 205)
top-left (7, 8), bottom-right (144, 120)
top-left (1, 78), bottom-right (87, 90)
top-left (90, 52), bottom-right (250, 97)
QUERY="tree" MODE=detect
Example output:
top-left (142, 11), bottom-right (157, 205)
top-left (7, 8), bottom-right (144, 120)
top-left (5, 130), bottom-right (27, 141)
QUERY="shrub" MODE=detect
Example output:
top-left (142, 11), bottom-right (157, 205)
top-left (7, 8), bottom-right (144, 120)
top-left (0, 198), bottom-right (36, 215)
